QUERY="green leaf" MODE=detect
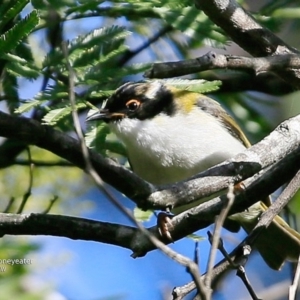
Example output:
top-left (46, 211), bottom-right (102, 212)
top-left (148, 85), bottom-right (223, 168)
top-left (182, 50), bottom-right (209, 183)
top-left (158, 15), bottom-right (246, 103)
top-left (185, 80), bottom-right (222, 93)
top-left (15, 42), bottom-right (35, 63)
top-left (42, 107), bottom-right (68, 125)
top-left (42, 102), bottom-right (87, 125)
top-left (6, 63), bottom-right (39, 79)
top-left (32, 0), bottom-right (74, 10)
top-left (0, 0), bottom-right (29, 32)
top-left (186, 233), bottom-right (206, 242)
top-left (134, 207), bottom-right (154, 222)
top-left (85, 109), bottom-right (127, 157)
top-left (85, 112), bottom-right (110, 156)
top-left (43, 25), bottom-right (132, 85)
top-left (4, 52), bottom-right (40, 79)
top-left (70, 26), bottom-right (131, 56)
top-left (0, 10), bottom-right (39, 57)
top-left (84, 89), bottom-right (114, 99)
top-left (289, 190), bottom-right (300, 214)
top-left (15, 100), bottom-right (45, 114)
top-left (104, 140), bottom-right (127, 157)
top-left (68, 4), bottom-right (160, 20)
top-left (147, 79), bottom-right (222, 94)
top-left (272, 7), bottom-right (300, 19)
top-left (65, 0), bottom-right (103, 14)
top-left (2, 73), bottom-right (19, 113)
top-left (34, 84), bottom-right (70, 102)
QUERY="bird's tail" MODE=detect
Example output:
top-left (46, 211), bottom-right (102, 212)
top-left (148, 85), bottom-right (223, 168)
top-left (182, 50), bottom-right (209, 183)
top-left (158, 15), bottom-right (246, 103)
top-left (230, 202), bottom-right (300, 270)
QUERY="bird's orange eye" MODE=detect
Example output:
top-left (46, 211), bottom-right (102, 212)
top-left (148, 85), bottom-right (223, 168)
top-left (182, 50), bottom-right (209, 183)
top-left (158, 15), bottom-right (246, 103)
top-left (125, 99), bottom-right (141, 111)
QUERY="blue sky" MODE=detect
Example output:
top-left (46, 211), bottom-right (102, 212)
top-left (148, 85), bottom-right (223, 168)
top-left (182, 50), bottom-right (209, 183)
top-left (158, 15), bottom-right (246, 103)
top-left (27, 186), bottom-right (294, 300)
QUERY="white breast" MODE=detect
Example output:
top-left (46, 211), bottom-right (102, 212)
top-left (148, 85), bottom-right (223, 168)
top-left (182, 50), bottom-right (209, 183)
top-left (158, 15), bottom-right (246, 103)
top-left (110, 110), bottom-right (246, 185)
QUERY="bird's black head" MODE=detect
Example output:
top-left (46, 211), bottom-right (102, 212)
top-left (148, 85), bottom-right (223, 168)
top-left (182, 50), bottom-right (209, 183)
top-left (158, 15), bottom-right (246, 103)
top-left (86, 81), bottom-right (175, 123)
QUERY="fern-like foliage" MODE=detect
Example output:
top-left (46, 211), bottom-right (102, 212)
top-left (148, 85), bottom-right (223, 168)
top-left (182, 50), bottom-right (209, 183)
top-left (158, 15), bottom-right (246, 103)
top-left (0, 11), bottom-right (39, 58)
top-left (0, 0), bottom-right (29, 30)
top-left (14, 0), bottom-right (232, 126)
top-left (6, 0), bottom-right (246, 158)
top-left (0, 1), bottom-right (40, 112)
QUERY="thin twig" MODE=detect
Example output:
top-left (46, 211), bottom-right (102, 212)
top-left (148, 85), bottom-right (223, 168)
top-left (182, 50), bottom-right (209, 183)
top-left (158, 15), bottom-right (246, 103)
top-left (14, 159), bottom-right (73, 167)
top-left (289, 256), bottom-right (300, 300)
top-left (194, 241), bottom-right (199, 266)
top-left (3, 197), bottom-right (15, 213)
top-left (17, 147), bottom-right (34, 214)
top-left (236, 266), bottom-right (262, 300)
top-left (215, 238), bottom-right (261, 300)
top-left (118, 25), bottom-right (172, 65)
top-left (42, 196), bottom-right (59, 214)
top-left (246, 169), bottom-right (300, 249)
top-left (205, 184), bottom-right (235, 291)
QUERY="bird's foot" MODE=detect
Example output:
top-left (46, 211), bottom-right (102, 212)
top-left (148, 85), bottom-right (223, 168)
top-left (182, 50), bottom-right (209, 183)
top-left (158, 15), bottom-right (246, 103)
top-left (157, 211), bottom-right (174, 242)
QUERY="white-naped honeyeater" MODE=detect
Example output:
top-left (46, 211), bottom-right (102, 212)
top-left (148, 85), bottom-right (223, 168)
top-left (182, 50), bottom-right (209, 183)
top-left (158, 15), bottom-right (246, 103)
top-left (86, 81), bottom-right (300, 270)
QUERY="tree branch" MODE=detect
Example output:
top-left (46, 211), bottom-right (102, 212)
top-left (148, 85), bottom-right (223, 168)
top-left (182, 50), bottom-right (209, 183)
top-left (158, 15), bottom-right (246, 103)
top-left (118, 25), bottom-right (172, 65)
top-left (1, 111), bottom-right (300, 214)
top-left (194, 0), bottom-right (300, 88)
top-left (245, 169), bottom-right (300, 248)
top-left (194, 0), bottom-right (298, 56)
top-left (0, 213), bottom-right (138, 249)
top-left (14, 159), bottom-right (74, 167)
top-left (145, 114), bottom-right (300, 211)
top-left (0, 142), bottom-right (296, 300)
top-left (145, 52), bottom-right (300, 79)
top-left (131, 146), bottom-right (300, 257)
top-left (174, 168), bottom-right (300, 299)
top-left (2, 155), bottom-right (299, 299)
top-left (0, 111), bottom-right (154, 200)
top-left (2, 140), bottom-right (298, 259)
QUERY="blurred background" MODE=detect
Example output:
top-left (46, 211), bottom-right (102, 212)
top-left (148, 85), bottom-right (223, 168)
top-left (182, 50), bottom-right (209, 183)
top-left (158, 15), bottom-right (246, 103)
top-left (1, 0), bottom-right (300, 299)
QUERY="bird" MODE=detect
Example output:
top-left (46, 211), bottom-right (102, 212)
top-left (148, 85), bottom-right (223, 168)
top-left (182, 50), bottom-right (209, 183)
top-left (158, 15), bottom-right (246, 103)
top-left (86, 80), bottom-right (300, 270)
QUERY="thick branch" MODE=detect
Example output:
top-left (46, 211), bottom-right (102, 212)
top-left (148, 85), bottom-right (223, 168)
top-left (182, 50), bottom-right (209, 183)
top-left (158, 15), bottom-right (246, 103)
top-left (194, 0), bottom-right (298, 56)
top-left (145, 114), bottom-right (300, 210)
top-left (0, 114), bottom-right (299, 257)
top-left (1, 145), bottom-right (299, 258)
top-left (194, 0), bottom-right (300, 88)
top-left (145, 52), bottom-right (300, 79)
top-left (1, 112), bottom-right (300, 213)
top-left (0, 213), bottom-right (138, 249)
top-left (0, 111), bottom-right (154, 200)
top-left (132, 147), bottom-right (300, 256)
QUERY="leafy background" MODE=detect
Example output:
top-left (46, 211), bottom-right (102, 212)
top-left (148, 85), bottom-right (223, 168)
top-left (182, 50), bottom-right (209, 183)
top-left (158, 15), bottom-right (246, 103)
top-left (1, 0), bottom-right (300, 299)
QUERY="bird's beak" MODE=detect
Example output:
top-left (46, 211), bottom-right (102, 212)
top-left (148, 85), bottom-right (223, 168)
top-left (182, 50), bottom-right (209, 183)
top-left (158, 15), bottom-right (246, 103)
top-left (86, 109), bottom-right (110, 122)
top-left (86, 109), bottom-right (125, 122)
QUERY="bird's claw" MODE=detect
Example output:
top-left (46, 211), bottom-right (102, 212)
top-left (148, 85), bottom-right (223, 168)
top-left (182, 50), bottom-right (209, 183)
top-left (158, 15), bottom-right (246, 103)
top-left (157, 211), bottom-right (174, 242)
